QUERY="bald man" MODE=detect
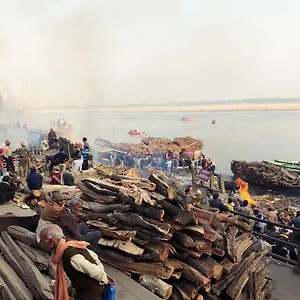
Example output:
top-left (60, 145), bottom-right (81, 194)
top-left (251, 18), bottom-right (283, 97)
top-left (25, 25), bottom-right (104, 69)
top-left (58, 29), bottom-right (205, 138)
top-left (40, 225), bottom-right (108, 300)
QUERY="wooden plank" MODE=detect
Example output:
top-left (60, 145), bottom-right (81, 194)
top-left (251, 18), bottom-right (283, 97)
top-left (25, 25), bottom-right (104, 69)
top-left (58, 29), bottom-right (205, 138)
top-left (99, 238), bottom-right (144, 256)
top-left (0, 256), bottom-right (33, 300)
top-left (1, 232), bottom-right (54, 300)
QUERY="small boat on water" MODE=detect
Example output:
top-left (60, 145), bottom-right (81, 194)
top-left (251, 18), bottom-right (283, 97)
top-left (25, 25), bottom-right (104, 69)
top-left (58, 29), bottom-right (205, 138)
top-left (128, 129), bottom-right (141, 136)
top-left (180, 117), bottom-right (197, 122)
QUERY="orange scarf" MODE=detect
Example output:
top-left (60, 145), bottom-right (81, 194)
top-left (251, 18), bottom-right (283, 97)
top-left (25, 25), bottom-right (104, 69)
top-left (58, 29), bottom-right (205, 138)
top-left (50, 239), bottom-right (89, 300)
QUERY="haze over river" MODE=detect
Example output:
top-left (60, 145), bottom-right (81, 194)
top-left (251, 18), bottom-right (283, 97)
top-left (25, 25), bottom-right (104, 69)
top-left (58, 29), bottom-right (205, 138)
top-left (2, 110), bottom-right (300, 175)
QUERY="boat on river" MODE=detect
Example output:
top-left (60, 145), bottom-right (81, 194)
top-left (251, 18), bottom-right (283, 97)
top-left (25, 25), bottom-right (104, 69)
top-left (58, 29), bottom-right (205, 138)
top-left (128, 130), bottom-right (141, 136)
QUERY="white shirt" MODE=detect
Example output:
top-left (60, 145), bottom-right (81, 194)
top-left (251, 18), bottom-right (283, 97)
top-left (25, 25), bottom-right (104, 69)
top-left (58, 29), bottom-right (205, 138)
top-left (71, 159), bottom-right (83, 172)
top-left (70, 249), bottom-right (108, 285)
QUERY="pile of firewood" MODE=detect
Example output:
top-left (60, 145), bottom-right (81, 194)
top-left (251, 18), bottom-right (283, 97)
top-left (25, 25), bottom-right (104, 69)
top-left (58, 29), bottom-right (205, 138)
top-left (94, 136), bottom-right (203, 155)
top-left (231, 160), bottom-right (300, 188)
top-left (76, 174), bottom-right (275, 300)
top-left (0, 226), bottom-right (57, 300)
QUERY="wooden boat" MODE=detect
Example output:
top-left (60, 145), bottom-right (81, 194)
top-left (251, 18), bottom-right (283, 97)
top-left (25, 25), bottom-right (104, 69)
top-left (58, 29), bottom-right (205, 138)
top-left (180, 117), bottom-right (197, 122)
top-left (264, 160), bottom-right (300, 171)
top-left (128, 130), bottom-right (141, 136)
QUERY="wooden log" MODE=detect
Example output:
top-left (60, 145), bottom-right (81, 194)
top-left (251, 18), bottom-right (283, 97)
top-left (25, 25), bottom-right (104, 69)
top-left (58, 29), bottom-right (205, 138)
top-left (83, 178), bottom-right (121, 193)
top-left (0, 256), bottom-right (33, 300)
top-left (150, 191), bottom-right (167, 201)
top-left (172, 288), bottom-right (184, 300)
top-left (174, 260), bottom-right (210, 287)
top-left (99, 238), bottom-right (144, 256)
top-left (192, 208), bottom-right (215, 225)
top-left (200, 256), bottom-right (223, 280)
top-left (142, 243), bottom-right (170, 262)
top-left (118, 192), bottom-right (164, 220)
top-left (99, 252), bottom-right (174, 279)
top-left (194, 294), bottom-right (204, 300)
top-left (111, 173), bottom-right (151, 183)
top-left (120, 179), bottom-right (157, 191)
top-left (0, 276), bottom-right (17, 300)
top-left (211, 252), bottom-right (256, 296)
top-left (0, 238), bottom-right (40, 299)
top-left (77, 181), bottom-right (116, 204)
top-left (181, 225), bottom-right (204, 237)
top-left (187, 257), bottom-right (214, 278)
top-left (171, 271), bottom-right (182, 279)
top-left (215, 214), bottom-right (252, 231)
top-left (7, 226), bottom-right (39, 248)
top-left (157, 199), bottom-right (198, 225)
top-left (82, 181), bottom-right (118, 197)
top-left (174, 281), bottom-right (197, 299)
top-left (148, 174), bottom-right (175, 199)
top-left (174, 232), bottom-right (195, 248)
top-left (242, 239), bottom-right (261, 259)
top-left (221, 257), bottom-right (235, 274)
top-left (139, 275), bottom-right (172, 299)
top-left (86, 220), bottom-right (136, 241)
top-left (171, 241), bottom-right (204, 258)
top-left (112, 212), bottom-right (171, 236)
top-left (225, 248), bottom-right (270, 299)
top-left (16, 241), bottom-right (49, 271)
top-left (235, 236), bottom-right (254, 263)
top-left (225, 226), bottom-right (239, 262)
top-left (258, 279), bottom-right (276, 299)
top-left (81, 200), bottom-right (130, 213)
top-left (211, 247), bottom-right (225, 258)
top-left (1, 232), bottom-right (54, 300)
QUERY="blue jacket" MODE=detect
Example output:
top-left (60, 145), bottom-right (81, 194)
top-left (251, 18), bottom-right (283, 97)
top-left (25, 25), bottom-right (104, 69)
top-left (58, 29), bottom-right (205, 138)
top-left (27, 172), bottom-right (43, 190)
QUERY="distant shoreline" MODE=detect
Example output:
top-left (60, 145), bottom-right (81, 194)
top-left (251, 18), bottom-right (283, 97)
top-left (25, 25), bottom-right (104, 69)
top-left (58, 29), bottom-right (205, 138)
top-left (24, 102), bottom-right (300, 114)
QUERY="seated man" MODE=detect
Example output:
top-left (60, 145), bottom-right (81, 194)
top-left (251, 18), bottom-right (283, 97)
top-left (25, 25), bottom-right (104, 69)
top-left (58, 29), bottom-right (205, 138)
top-left (39, 225), bottom-right (109, 300)
top-left (36, 191), bottom-right (65, 242)
top-left (63, 170), bottom-right (75, 186)
top-left (56, 198), bottom-right (101, 250)
top-left (27, 167), bottom-right (43, 191)
top-left (0, 176), bottom-right (15, 204)
top-left (209, 192), bottom-right (229, 213)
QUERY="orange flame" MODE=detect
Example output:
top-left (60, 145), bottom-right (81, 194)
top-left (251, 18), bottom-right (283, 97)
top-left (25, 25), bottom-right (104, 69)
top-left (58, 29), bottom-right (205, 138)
top-left (235, 178), bottom-right (256, 205)
top-left (125, 168), bottom-right (140, 179)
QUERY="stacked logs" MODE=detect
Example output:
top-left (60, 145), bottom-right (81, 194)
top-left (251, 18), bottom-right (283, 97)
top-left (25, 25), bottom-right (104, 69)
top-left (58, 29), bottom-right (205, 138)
top-left (0, 226), bottom-right (57, 300)
top-left (76, 174), bottom-right (275, 300)
top-left (231, 160), bottom-right (300, 188)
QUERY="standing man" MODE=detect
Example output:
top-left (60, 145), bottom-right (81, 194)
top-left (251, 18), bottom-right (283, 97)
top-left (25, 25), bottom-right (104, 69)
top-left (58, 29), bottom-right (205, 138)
top-left (18, 142), bottom-right (30, 178)
top-left (2, 140), bottom-right (14, 172)
top-left (82, 137), bottom-right (90, 151)
top-left (54, 148), bottom-right (69, 173)
top-left (39, 225), bottom-right (109, 300)
top-left (48, 129), bottom-right (57, 149)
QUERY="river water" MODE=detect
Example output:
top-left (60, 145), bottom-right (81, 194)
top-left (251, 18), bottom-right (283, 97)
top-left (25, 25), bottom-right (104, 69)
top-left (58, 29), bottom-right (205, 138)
top-left (2, 110), bottom-right (300, 175)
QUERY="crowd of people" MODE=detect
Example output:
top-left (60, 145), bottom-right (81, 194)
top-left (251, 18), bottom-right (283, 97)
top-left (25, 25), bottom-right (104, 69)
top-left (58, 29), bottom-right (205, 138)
top-left (0, 135), bottom-right (94, 206)
top-left (102, 151), bottom-right (216, 176)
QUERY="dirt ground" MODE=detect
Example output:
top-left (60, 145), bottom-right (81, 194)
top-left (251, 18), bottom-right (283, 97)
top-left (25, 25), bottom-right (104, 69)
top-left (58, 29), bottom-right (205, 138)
top-left (269, 261), bottom-right (300, 300)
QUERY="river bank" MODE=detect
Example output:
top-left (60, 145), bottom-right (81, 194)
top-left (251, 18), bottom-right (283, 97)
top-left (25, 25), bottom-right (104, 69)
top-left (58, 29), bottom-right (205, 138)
top-left (23, 102), bottom-right (300, 114)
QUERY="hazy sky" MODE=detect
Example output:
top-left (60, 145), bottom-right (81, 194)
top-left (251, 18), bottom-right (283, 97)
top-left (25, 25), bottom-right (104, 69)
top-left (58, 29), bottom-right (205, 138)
top-left (0, 0), bottom-right (300, 108)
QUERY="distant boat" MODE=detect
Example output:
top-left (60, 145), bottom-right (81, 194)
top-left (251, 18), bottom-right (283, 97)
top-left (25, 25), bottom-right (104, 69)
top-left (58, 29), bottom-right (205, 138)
top-left (212, 120), bottom-right (216, 124)
top-left (128, 129), bottom-right (141, 136)
top-left (180, 117), bottom-right (197, 122)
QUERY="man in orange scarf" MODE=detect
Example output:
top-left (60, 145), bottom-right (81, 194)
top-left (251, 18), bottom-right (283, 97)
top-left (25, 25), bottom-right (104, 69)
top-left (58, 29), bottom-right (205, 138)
top-left (40, 225), bottom-right (108, 300)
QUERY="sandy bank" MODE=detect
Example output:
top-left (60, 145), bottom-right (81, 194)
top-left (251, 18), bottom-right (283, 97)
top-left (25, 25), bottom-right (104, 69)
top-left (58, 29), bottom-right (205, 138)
top-left (27, 102), bottom-right (300, 114)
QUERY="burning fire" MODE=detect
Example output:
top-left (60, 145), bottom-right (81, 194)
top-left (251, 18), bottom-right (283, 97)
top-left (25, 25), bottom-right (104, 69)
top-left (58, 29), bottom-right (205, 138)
top-left (125, 168), bottom-right (140, 179)
top-left (235, 178), bottom-right (256, 205)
